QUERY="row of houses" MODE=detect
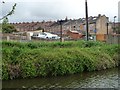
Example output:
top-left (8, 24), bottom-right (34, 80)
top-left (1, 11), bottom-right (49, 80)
top-left (11, 21), bottom-right (54, 32)
top-left (11, 14), bottom-right (119, 41)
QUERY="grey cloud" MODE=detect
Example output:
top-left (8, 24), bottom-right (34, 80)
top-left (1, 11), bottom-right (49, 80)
top-left (1, 0), bottom-right (119, 22)
top-left (8, 2), bottom-right (82, 22)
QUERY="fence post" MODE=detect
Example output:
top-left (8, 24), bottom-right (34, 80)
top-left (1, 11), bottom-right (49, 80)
top-left (26, 33), bottom-right (31, 41)
top-left (7, 36), bottom-right (10, 41)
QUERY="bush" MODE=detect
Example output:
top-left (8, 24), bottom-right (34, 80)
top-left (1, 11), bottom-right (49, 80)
top-left (2, 63), bottom-right (9, 80)
top-left (2, 41), bottom-right (118, 80)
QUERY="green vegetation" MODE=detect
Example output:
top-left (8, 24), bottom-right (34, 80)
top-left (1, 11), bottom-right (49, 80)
top-left (2, 23), bottom-right (17, 33)
top-left (36, 26), bottom-right (44, 31)
top-left (1, 40), bottom-right (119, 80)
top-left (2, 17), bottom-right (17, 33)
top-left (0, 24), bottom-right (2, 32)
top-left (1, 2), bottom-right (17, 33)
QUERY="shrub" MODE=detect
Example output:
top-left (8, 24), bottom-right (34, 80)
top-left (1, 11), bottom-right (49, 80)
top-left (2, 41), bottom-right (118, 80)
top-left (2, 63), bottom-right (9, 80)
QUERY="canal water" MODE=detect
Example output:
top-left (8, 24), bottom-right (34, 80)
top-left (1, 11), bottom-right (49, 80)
top-left (2, 68), bottom-right (119, 89)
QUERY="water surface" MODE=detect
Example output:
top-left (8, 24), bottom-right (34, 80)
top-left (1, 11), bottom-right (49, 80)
top-left (2, 68), bottom-right (119, 89)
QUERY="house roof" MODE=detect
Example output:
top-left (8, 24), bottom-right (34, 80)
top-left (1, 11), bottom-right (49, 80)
top-left (11, 21), bottom-right (54, 31)
top-left (50, 14), bottom-right (107, 27)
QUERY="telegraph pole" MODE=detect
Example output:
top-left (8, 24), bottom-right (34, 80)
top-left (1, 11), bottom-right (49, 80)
top-left (106, 23), bottom-right (109, 35)
top-left (85, 0), bottom-right (89, 41)
top-left (59, 20), bottom-right (63, 42)
top-left (114, 16), bottom-right (117, 33)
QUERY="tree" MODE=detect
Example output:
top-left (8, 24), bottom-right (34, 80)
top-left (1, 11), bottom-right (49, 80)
top-left (2, 17), bottom-right (9, 25)
top-left (0, 2), bottom-right (17, 20)
top-left (36, 26), bottom-right (44, 32)
top-left (1, 1), bottom-right (17, 33)
top-left (2, 24), bottom-right (17, 33)
top-left (2, 17), bottom-right (17, 33)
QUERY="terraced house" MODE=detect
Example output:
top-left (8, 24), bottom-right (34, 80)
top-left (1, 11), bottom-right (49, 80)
top-left (11, 14), bottom-right (114, 41)
top-left (48, 14), bottom-right (111, 41)
top-left (11, 21), bottom-right (54, 32)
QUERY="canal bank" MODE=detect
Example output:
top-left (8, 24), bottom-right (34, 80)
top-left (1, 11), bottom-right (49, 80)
top-left (2, 41), bottom-right (119, 80)
top-left (2, 67), bottom-right (119, 88)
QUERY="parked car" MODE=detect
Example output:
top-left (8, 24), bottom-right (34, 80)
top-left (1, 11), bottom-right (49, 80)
top-left (32, 32), bottom-right (60, 40)
top-left (89, 36), bottom-right (94, 40)
top-left (84, 36), bottom-right (94, 40)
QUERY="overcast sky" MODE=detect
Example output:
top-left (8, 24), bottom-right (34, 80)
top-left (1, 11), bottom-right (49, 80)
top-left (0, 0), bottom-right (119, 23)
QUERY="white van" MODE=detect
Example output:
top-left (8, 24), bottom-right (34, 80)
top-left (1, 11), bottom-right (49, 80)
top-left (32, 32), bottom-right (60, 39)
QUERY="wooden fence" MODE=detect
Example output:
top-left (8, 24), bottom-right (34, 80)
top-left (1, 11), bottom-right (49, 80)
top-left (106, 34), bottom-right (120, 44)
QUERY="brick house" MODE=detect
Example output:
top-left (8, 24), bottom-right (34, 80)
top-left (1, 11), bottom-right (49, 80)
top-left (67, 30), bottom-right (85, 39)
top-left (49, 18), bottom-right (84, 37)
top-left (11, 21), bottom-right (54, 32)
top-left (81, 14), bottom-right (110, 41)
top-left (11, 14), bottom-right (113, 41)
top-left (48, 14), bottom-right (110, 40)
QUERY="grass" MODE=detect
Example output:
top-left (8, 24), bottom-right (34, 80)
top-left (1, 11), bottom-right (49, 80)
top-left (1, 40), bottom-right (119, 80)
